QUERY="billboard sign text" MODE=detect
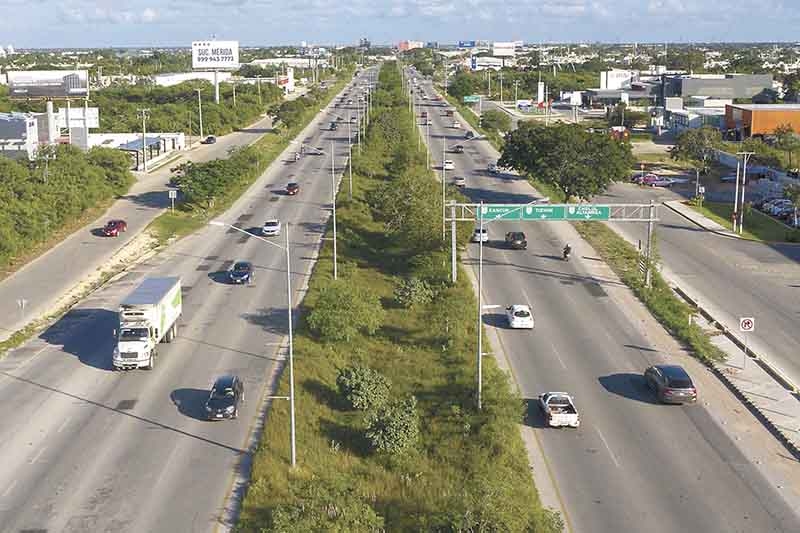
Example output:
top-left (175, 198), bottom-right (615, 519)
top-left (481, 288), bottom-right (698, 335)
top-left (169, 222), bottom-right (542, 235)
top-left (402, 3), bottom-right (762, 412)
top-left (192, 41), bottom-right (240, 70)
top-left (458, 40), bottom-right (476, 48)
top-left (8, 70), bottom-right (89, 99)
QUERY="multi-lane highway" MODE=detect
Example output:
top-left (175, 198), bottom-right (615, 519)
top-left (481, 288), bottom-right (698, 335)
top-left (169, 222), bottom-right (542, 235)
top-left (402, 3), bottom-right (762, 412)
top-left (410, 69), bottom-right (800, 533)
top-left (0, 67), bottom-right (378, 533)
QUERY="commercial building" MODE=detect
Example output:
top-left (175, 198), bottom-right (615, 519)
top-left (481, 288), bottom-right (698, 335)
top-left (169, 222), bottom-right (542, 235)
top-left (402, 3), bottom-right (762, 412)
top-left (0, 112), bottom-right (38, 160)
top-left (724, 103), bottom-right (800, 138)
top-left (398, 41), bottom-right (424, 52)
top-left (662, 73), bottom-right (773, 102)
top-left (153, 72), bottom-right (232, 87)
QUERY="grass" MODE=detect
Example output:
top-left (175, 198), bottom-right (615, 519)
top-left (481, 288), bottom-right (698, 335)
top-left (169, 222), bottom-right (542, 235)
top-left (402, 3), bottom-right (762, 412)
top-left (575, 221), bottom-right (726, 364)
top-left (144, 75), bottom-right (352, 243)
top-left (687, 201), bottom-right (798, 242)
top-left (237, 64), bottom-right (559, 532)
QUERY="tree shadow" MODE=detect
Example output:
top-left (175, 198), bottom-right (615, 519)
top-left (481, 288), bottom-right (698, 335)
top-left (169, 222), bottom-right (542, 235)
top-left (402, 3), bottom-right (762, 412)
top-left (38, 308), bottom-right (119, 371)
top-left (119, 190), bottom-right (169, 209)
top-left (598, 373), bottom-right (659, 405)
top-left (170, 388), bottom-right (211, 421)
top-left (241, 306), bottom-right (288, 336)
top-left (319, 418), bottom-right (371, 457)
top-left (302, 378), bottom-right (346, 411)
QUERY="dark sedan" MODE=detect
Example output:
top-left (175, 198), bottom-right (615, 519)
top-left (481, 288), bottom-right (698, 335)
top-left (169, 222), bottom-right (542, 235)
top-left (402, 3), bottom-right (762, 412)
top-left (229, 261), bottom-right (254, 284)
top-left (205, 375), bottom-right (244, 420)
top-left (505, 231), bottom-right (527, 250)
top-left (286, 182), bottom-right (300, 195)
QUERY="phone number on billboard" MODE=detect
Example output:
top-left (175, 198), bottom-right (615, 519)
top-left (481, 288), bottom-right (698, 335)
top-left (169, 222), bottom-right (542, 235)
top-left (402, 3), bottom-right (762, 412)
top-left (196, 56), bottom-right (236, 63)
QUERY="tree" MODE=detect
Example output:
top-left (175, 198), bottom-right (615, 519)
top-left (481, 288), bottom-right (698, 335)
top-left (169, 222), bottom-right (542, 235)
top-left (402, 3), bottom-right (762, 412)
top-left (364, 395), bottom-right (420, 454)
top-left (307, 283), bottom-right (385, 342)
top-left (607, 103), bottom-right (648, 129)
top-left (336, 366), bottom-right (391, 411)
top-left (774, 123), bottom-right (800, 167)
top-left (266, 476), bottom-right (384, 532)
top-left (670, 126), bottom-right (721, 172)
top-left (481, 109), bottom-right (512, 133)
top-left (499, 122), bottom-right (634, 200)
top-left (446, 72), bottom-right (476, 101)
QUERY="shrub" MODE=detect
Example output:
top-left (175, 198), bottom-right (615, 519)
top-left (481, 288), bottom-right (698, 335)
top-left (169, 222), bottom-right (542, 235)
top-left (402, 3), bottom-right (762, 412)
top-left (365, 396), bottom-right (420, 454)
top-left (336, 365), bottom-right (391, 411)
top-left (306, 283), bottom-right (385, 342)
top-left (393, 276), bottom-right (435, 308)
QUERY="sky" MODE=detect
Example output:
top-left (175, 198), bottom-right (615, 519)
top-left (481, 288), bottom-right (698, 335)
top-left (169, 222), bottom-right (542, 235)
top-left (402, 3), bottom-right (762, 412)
top-left (3, 0), bottom-right (800, 48)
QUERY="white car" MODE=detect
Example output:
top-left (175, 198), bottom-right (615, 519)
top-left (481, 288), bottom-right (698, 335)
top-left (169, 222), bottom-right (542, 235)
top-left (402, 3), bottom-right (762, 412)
top-left (452, 176), bottom-right (466, 188)
top-left (487, 162), bottom-right (499, 174)
top-left (452, 121), bottom-right (461, 128)
top-left (261, 219), bottom-right (281, 236)
top-left (443, 160), bottom-right (455, 171)
top-left (505, 304), bottom-right (534, 329)
top-left (471, 227), bottom-right (488, 243)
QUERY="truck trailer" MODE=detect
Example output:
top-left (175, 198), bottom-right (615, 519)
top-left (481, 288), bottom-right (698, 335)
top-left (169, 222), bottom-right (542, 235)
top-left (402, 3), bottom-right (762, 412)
top-left (113, 277), bottom-right (182, 370)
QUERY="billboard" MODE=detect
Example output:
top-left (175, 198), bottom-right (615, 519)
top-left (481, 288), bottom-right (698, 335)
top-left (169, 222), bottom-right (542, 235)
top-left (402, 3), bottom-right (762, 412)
top-left (459, 40), bottom-right (476, 49)
top-left (7, 70), bottom-right (89, 98)
top-left (192, 41), bottom-right (240, 70)
top-left (492, 42), bottom-right (516, 57)
top-left (55, 107), bottom-right (99, 128)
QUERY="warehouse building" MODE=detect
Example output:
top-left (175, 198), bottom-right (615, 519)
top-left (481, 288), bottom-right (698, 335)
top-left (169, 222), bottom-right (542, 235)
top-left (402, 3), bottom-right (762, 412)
top-left (662, 74), bottom-right (773, 103)
top-left (724, 103), bottom-right (800, 138)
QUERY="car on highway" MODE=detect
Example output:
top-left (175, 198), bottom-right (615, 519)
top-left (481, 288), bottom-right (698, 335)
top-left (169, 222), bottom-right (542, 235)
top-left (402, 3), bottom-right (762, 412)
top-left (261, 219), bottom-right (281, 236)
top-left (286, 182), bottom-right (300, 195)
top-left (451, 120), bottom-right (461, 128)
top-left (471, 227), bottom-right (488, 243)
top-left (330, 122), bottom-right (338, 131)
top-left (102, 219), bottom-right (128, 237)
top-left (644, 365), bottom-right (697, 404)
top-left (229, 261), bottom-right (254, 285)
top-left (632, 172), bottom-right (659, 185)
top-left (443, 160), bottom-right (455, 171)
top-left (452, 145), bottom-right (464, 153)
top-left (205, 375), bottom-right (244, 420)
top-left (201, 135), bottom-right (217, 144)
top-left (505, 231), bottom-right (527, 250)
top-left (539, 392), bottom-right (580, 428)
top-left (646, 176), bottom-right (675, 187)
top-left (487, 162), bottom-right (499, 174)
top-left (464, 131), bottom-right (475, 140)
top-left (452, 176), bottom-right (466, 188)
top-left (505, 304), bottom-right (534, 329)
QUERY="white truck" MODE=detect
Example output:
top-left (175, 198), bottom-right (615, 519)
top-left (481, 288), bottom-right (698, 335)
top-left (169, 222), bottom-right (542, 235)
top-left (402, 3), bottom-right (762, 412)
top-left (538, 392), bottom-right (580, 428)
top-left (113, 277), bottom-right (182, 370)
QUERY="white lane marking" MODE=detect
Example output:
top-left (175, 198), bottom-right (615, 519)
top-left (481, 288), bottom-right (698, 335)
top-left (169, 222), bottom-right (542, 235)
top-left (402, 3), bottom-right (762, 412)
top-left (28, 446), bottom-right (46, 465)
top-left (595, 427), bottom-right (620, 468)
top-left (56, 417), bottom-right (71, 434)
top-left (1, 480), bottom-right (17, 498)
top-left (549, 341), bottom-right (567, 370)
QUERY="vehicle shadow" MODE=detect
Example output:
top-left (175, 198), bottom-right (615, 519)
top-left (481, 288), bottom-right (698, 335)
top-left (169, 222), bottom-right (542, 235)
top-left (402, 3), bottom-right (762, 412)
top-left (598, 373), bottom-right (659, 404)
top-left (170, 388), bottom-right (211, 421)
top-left (90, 228), bottom-right (111, 237)
top-left (208, 271), bottom-right (233, 285)
top-left (38, 308), bottom-right (118, 371)
top-left (482, 312), bottom-right (507, 328)
top-left (522, 398), bottom-right (549, 428)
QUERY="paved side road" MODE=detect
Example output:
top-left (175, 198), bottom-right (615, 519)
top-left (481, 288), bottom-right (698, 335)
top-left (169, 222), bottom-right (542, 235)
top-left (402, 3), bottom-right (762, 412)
top-left (0, 92), bottom-right (307, 344)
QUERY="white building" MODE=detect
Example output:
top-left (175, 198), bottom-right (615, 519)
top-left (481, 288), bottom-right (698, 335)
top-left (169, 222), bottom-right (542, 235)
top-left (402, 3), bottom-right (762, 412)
top-left (600, 69), bottom-right (637, 90)
top-left (0, 112), bottom-right (39, 160)
top-left (250, 57), bottom-right (325, 69)
top-left (153, 72), bottom-right (232, 87)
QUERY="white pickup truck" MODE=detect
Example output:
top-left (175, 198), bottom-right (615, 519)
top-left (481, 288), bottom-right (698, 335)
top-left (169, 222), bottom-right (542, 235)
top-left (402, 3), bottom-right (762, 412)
top-left (539, 392), bottom-right (580, 428)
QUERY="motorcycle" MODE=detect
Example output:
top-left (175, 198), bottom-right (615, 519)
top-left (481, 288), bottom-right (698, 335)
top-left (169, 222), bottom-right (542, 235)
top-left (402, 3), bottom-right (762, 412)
top-left (562, 246), bottom-right (571, 261)
top-left (294, 152), bottom-right (300, 162)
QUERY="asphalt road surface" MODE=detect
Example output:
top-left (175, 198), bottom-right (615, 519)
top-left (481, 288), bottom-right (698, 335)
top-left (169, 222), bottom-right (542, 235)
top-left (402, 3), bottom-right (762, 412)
top-left (0, 68), bottom-right (378, 533)
top-left (597, 182), bottom-right (800, 388)
top-left (412, 71), bottom-right (800, 533)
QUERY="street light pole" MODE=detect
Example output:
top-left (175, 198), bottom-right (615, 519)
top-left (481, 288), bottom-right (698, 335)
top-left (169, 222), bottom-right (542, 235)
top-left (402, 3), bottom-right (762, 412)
top-left (348, 113), bottom-right (353, 201)
top-left (196, 89), bottom-right (204, 140)
top-left (737, 151), bottom-right (754, 234)
top-left (426, 120), bottom-right (430, 168)
top-left (208, 221), bottom-right (296, 467)
top-left (477, 201), bottom-right (484, 411)
top-left (331, 140), bottom-right (338, 280)
top-left (138, 108), bottom-right (150, 172)
top-left (442, 138), bottom-right (447, 240)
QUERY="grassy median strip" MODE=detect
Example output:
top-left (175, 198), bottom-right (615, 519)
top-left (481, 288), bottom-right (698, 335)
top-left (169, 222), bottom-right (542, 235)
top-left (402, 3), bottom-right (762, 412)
top-left (575, 221), bottom-right (726, 364)
top-left (686, 201), bottom-right (798, 243)
top-left (236, 63), bottom-right (561, 532)
top-left (145, 74), bottom-right (352, 244)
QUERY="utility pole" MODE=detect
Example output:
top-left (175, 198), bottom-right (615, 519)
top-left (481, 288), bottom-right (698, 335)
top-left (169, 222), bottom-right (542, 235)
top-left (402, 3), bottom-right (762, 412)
top-left (232, 81), bottom-right (237, 107)
top-left (257, 76), bottom-right (262, 105)
top-left (138, 108), bottom-right (150, 171)
top-left (196, 89), bottom-right (204, 139)
top-left (442, 139), bottom-right (447, 240)
top-left (331, 140), bottom-right (338, 280)
top-left (348, 113), bottom-right (353, 201)
top-left (499, 72), bottom-right (504, 104)
top-left (426, 120), bottom-right (431, 168)
top-left (737, 151), bottom-right (754, 234)
top-left (514, 79), bottom-right (520, 103)
top-left (477, 201), bottom-right (484, 410)
top-left (450, 202), bottom-right (457, 283)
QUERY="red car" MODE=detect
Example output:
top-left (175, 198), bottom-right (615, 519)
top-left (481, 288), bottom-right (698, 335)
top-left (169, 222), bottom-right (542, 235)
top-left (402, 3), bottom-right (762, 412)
top-left (102, 219), bottom-right (127, 237)
top-left (286, 182), bottom-right (300, 196)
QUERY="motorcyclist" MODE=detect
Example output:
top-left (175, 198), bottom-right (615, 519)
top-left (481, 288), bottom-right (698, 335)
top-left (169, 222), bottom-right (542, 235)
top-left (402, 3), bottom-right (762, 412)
top-left (563, 244), bottom-right (572, 260)
top-left (294, 151), bottom-right (300, 161)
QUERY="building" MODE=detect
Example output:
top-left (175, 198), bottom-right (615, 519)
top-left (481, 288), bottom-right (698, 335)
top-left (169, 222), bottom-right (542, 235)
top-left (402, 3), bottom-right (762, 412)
top-left (153, 72), bottom-right (232, 87)
top-left (662, 73), bottom-right (773, 102)
top-left (250, 57), bottom-right (326, 69)
top-left (725, 103), bottom-right (800, 138)
top-left (0, 112), bottom-right (39, 160)
top-left (398, 41), bottom-right (424, 52)
top-left (600, 69), bottom-right (637, 90)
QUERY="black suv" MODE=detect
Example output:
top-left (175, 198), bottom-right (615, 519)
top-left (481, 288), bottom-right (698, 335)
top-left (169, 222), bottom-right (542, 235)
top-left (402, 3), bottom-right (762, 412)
top-left (505, 232), bottom-right (527, 250)
top-left (452, 145), bottom-right (464, 154)
top-left (644, 365), bottom-right (697, 404)
top-left (205, 375), bottom-right (244, 420)
top-left (229, 261), bottom-right (254, 285)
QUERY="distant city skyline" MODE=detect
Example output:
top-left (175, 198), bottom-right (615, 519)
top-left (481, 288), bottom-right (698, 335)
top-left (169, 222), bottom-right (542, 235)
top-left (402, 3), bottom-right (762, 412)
top-left (2, 0), bottom-right (800, 49)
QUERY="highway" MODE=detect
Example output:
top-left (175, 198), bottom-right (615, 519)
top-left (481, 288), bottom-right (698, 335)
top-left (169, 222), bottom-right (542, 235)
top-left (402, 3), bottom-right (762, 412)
top-left (0, 67), bottom-right (378, 533)
top-left (411, 70), bottom-right (800, 533)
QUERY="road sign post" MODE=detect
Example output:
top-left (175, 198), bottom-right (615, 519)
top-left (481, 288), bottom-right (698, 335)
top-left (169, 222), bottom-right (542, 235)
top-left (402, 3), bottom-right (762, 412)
top-left (168, 189), bottom-right (177, 213)
top-left (739, 317), bottom-right (754, 369)
top-left (463, 95), bottom-right (480, 104)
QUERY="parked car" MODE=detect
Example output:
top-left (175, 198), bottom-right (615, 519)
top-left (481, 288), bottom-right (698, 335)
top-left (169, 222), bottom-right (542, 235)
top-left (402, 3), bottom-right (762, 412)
top-left (229, 261), bottom-right (254, 285)
top-left (646, 176), bottom-right (675, 187)
top-left (644, 365), bottom-right (697, 404)
top-left (205, 375), bottom-right (244, 420)
top-left (443, 160), bottom-right (455, 171)
top-left (201, 135), bottom-right (217, 144)
top-left (769, 199), bottom-right (792, 215)
top-left (471, 227), bottom-right (488, 243)
top-left (505, 231), bottom-right (527, 250)
top-left (452, 145), bottom-right (464, 154)
top-left (506, 304), bottom-right (534, 329)
top-left (286, 182), bottom-right (300, 195)
top-left (452, 176), bottom-right (466, 188)
top-left (102, 219), bottom-right (128, 237)
top-left (261, 219), bottom-right (281, 236)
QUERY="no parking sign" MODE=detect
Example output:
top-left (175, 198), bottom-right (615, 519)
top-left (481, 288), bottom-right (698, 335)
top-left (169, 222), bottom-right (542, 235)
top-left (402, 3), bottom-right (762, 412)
top-left (739, 317), bottom-right (755, 332)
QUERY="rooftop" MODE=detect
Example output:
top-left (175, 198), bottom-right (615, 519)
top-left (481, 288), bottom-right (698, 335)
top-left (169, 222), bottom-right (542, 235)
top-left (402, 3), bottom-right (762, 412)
top-left (729, 104), bottom-right (800, 111)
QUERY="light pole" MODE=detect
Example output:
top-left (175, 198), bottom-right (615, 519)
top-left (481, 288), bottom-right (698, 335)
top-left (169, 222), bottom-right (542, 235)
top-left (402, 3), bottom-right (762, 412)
top-left (348, 112), bottom-right (353, 201)
top-left (208, 221), bottom-right (296, 467)
top-left (442, 137), bottom-right (447, 240)
top-left (499, 72), bottom-right (504, 104)
top-left (736, 151), bottom-right (754, 234)
top-left (137, 108), bottom-right (150, 171)
top-left (331, 140), bottom-right (338, 280)
top-left (196, 89), bottom-right (204, 140)
top-left (426, 120), bottom-right (430, 168)
top-left (514, 79), bottom-right (520, 104)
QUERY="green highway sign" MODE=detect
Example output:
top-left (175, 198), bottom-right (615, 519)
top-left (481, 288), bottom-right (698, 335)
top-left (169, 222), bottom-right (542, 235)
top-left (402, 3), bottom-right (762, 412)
top-left (564, 205), bottom-right (610, 220)
top-left (480, 205), bottom-right (521, 220)
top-left (463, 95), bottom-right (481, 103)
top-left (521, 205), bottom-right (565, 220)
